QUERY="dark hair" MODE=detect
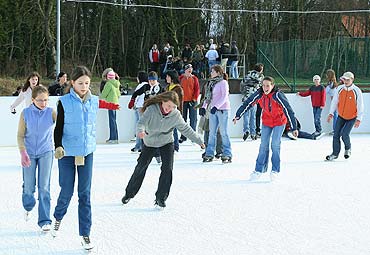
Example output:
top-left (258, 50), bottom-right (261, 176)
top-left (32, 85), bottom-right (49, 99)
top-left (254, 63), bottom-right (264, 72)
top-left (57, 72), bottom-right (66, 80)
top-left (165, 70), bottom-right (180, 84)
top-left (137, 71), bottom-right (148, 83)
top-left (142, 91), bottom-right (179, 112)
top-left (22, 71), bottom-right (41, 92)
top-left (211, 64), bottom-right (228, 81)
top-left (65, 66), bottom-right (92, 93)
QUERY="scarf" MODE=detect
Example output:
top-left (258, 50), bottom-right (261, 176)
top-left (204, 76), bottom-right (223, 106)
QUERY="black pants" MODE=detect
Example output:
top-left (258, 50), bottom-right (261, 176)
top-left (255, 104), bottom-right (262, 133)
top-left (125, 142), bottom-right (174, 200)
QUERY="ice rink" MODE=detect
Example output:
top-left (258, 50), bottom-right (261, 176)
top-left (0, 134), bottom-right (370, 255)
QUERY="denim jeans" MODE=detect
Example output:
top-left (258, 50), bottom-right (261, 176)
top-left (312, 107), bottom-right (322, 133)
top-left (173, 128), bottom-right (179, 151)
top-left (332, 116), bottom-right (356, 156)
top-left (205, 110), bottom-right (232, 158)
top-left (54, 153), bottom-right (93, 236)
top-left (181, 101), bottom-right (197, 140)
top-left (230, 61), bottom-right (239, 78)
top-left (125, 143), bottom-right (174, 200)
top-left (332, 110), bottom-right (338, 131)
top-left (204, 129), bottom-right (223, 155)
top-left (108, 110), bottom-right (118, 140)
top-left (134, 108), bottom-right (143, 150)
top-left (242, 105), bottom-right (256, 135)
top-left (255, 124), bottom-right (285, 173)
top-left (22, 151), bottom-right (53, 227)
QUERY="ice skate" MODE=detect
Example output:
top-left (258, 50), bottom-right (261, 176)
top-left (41, 224), bottom-right (51, 233)
top-left (51, 219), bottom-right (61, 237)
top-left (154, 198), bottom-right (166, 209)
top-left (24, 210), bottom-right (31, 222)
top-left (121, 194), bottom-right (131, 205)
top-left (81, 236), bottom-right (94, 251)
top-left (270, 171), bottom-right (279, 182)
top-left (221, 156), bottom-right (232, 163)
top-left (249, 171), bottom-right (262, 181)
top-left (203, 156), bottom-right (213, 163)
top-left (344, 149), bottom-right (351, 159)
top-left (325, 154), bottom-right (338, 161)
top-left (243, 131), bottom-right (249, 141)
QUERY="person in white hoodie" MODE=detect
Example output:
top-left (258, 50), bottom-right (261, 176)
top-left (10, 71), bottom-right (41, 114)
top-left (121, 91), bottom-right (205, 208)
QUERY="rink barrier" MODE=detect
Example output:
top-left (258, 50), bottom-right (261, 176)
top-left (1, 93), bottom-right (369, 147)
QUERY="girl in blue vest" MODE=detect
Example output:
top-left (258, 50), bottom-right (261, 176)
top-left (51, 66), bottom-right (119, 251)
top-left (17, 85), bottom-right (56, 232)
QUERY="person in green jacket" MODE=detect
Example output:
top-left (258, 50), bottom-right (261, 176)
top-left (121, 91), bottom-right (205, 208)
top-left (100, 70), bottom-right (121, 144)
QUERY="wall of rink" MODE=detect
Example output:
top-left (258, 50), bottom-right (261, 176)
top-left (1, 93), bottom-right (369, 147)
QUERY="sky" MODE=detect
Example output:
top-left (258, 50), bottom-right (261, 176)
top-left (1, 134), bottom-right (370, 255)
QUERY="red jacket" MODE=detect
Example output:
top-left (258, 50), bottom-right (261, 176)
top-left (298, 85), bottom-right (326, 107)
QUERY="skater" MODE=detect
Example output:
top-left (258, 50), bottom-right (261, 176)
top-left (325, 71), bottom-right (364, 161)
top-left (200, 64), bottom-right (232, 163)
top-left (100, 70), bottom-right (121, 144)
top-left (52, 66), bottom-right (119, 250)
top-left (10, 71), bottom-right (41, 114)
top-left (325, 69), bottom-right (339, 134)
top-left (121, 91), bottom-right (205, 208)
top-left (297, 75), bottom-right (326, 137)
top-left (17, 85), bottom-right (56, 232)
top-left (233, 76), bottom-right (298, 181)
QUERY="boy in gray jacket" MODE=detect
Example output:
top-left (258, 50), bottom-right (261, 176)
top-left (121, 91), bottom-right (205, 208)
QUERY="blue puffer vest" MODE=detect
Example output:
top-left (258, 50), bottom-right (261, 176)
top-left (59, 88), bottom-right (99, 156)
top-left (23, 104), bottom-right (54, 156)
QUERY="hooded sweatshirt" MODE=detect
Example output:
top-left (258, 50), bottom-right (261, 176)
top-left (100, 79), bottom-right (121, 104)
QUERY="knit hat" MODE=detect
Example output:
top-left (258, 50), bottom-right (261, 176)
top-left (148, 73), bottom-right (158, 81)
top-left (312, 75), bottom-right (321, 82)
top-left (341, 71), bottom-right (354, 80)
top-left (107, 71), bottom-right (115, 79)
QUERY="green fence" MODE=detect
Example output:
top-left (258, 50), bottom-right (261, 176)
top-left (257, 37), bottom-right (370, 92)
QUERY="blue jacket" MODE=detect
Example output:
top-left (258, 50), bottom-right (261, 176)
top-left (59, 89), bottom-right (99, 156)
top-left (23, 104), bottom-right (54, 156)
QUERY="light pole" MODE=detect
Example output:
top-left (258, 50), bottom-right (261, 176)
top-left (56, 0), bottom-right (61, 76)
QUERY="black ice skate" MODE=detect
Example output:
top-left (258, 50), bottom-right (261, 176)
top-left (221, 156), bottom-right (232, 163)
top-left (154, 198), bottom-right (166, 209)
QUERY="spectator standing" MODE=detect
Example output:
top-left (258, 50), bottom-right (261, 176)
top-left (229, 41), bottom-right (240, 78)
top-left (205, 44), bottom-right (219, 73)
top-left (48, 72), bottom-right (68, 96)
top-left (149, 44), bottom-right (160, 74)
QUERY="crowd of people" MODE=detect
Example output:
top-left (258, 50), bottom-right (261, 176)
top-left (9, 59), bottom-right (364, 251)
top-left (148, 39), bottom-right (241, 79)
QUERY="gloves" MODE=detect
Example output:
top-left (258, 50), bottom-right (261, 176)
top-left (75, 156), bottom-right (85, 166)
top-left (128, 98), bottom-right (135, 109)
top-left (210, 106), bottom-right (217, 114)
top-left (199, 108), bottom-right (206, 116)
top-left (55, 146), bottom-right (65, 159)
top-left (20, 150), bottom-right (31, 167)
